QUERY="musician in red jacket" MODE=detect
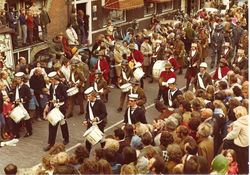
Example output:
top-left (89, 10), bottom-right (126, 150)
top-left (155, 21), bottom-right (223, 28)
top-left (213, 58), bottom-right (230, 81)
top-left (165, 49), bottom-right (180, 72)
top-left (94, 49), bottom-right (110, 82)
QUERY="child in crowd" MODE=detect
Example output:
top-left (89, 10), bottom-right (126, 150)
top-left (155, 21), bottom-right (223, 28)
top-left (29, 89), bottom-right (39, 121)
top-left (223, 149), bottom-right (239, 175)
top-left (40, 88), bottom-right (50, 119)
top-left (2, 95), bottom-right (14, 139)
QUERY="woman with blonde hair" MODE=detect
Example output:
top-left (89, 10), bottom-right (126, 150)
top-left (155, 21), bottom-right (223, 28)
top-left (120, 164), bottom-right (137, 175)
top-left (183, 90), bottom-right (195, 102)
top-left (223, 106), bottom-right (248, 174)
top-left (97, 159), bottom-right (113, 174)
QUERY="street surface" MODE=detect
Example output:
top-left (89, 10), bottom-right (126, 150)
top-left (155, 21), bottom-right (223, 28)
top-left (0, 66), bottom-right (214, 173)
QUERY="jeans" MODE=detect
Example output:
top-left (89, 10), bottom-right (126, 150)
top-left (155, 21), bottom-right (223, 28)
top-left (21, 24), bottom-right (27, 44)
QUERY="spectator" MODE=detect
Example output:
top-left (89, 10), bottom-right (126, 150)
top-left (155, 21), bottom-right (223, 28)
top-left (222, 149), bottom-right (239, 174)
top-left (4, 163), bottom-right (18, 175)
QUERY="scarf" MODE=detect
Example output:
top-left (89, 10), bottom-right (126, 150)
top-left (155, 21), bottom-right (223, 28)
top-left (218, 67), bottom-right (222, 80)
top-left (88, 101), bottom-right (94, 120)
top-left (97, 60), bottom-right (101, 71)
top-left (197, 73), bottom-right (206, 89)
top-left (127, 107), bottom-right (132, 124)
top-left (94, 82), bottom-right (103, 93)
top-left (122, 70), bottom-right (130, 82)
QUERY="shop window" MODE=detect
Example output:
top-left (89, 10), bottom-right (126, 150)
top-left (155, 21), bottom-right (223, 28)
top-left (162, 1), bottom-right (174, 12)
top-left (104, 10), bottom-right (126, 25)
top-left (144, 2), bottom-right (156, 16)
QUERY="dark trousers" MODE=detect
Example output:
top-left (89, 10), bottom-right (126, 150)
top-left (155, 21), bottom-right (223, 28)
top-left (12, 119), bottom-right (32, 137)
top-left (211, 48), bottom-right (222, 65)
top-left (48, 121), bottom-right (69, 145)
top-left (118, 91), bottom-right (128, 109)
top-left (86, 123), bottom-right (105, 152)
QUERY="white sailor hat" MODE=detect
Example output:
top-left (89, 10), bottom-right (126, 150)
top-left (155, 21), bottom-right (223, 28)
top-left (128, 93), bottom-right (139, 100)
top-left (48, 71), bottom-right (57, 78)
top-left (15, 72), bottom-right (25, 77)
top-left (224, 42), bottom-right (230, 47)
top-left (237, 49), bottom-right (244, 54)
top-left (84, 87), bottom-right (94, 95)
top-left (166, 78), bottom-right (176, 85)
top-left (200, 62), bottom-right (208, 68)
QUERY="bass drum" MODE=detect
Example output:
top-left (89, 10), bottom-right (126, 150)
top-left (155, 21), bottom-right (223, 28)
top-left (152, 60), bottom-right (166, 80)
top-left (47, 107), bottom-right (64, 126)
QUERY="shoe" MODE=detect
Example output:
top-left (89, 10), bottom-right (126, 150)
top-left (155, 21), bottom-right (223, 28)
top-left (24, 132), bottom-right (32, 137)
top-left (66, 113), bottom-right (73, 118)
top-left (78, 111), bottom-right (84, 115)
top-left (63, 140), bottom-right (69, 145)
top-left (13, 134), bottom-right (20, 139)
top-left (43, 144), bottom-right (53, 151)
top-left (117, 107), bottom-right (122, 112)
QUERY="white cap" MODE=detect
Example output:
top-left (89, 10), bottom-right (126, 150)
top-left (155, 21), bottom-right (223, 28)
top-left (48, 71), bottom-right (57, 78)
top-left (84, 87), bottom-right (94, 95)
top-left (15, 72), bottom-right (25, 77)
top-left (155, 40), bottom-right (162, 44)
top-left (200, 62), bottom-right (208, 68)
top-left (166, 78), bottom-right (176, 85)
top-left (191, 43), bottom-right (197, 47)
top-left (128, 93), bottom-right (139, 100)
top-left (224, 42), bottom-right (230, 47)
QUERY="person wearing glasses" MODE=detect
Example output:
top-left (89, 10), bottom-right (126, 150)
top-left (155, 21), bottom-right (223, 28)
top-left (123, 93), bottom-right (147, 125)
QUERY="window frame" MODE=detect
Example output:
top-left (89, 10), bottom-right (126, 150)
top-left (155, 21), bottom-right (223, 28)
top-left (162, 0), bottom-right (174, 12)
top-left (144, 2), bottom-right (157, 17)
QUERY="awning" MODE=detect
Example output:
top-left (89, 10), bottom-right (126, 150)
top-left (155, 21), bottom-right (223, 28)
top-left (104, 0), bottom-right (144, 10)
top-left (146, 0), bottom-right (172, 3)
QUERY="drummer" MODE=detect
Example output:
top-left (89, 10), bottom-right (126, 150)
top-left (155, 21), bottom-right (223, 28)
top-left (156, 62), bottom-right (176, 101)
top-left (117, 60), bottom-right (133, 112)
top-left (43, 72), bottom-right (69, 152)
top-left (123, 93), bottom-right (147, 125)
top-left (83, 87), bottom-right (107, 152)
top-left (66, 61), bottom-right (86, 118)
top-left (129, 78), bottom-right (147, 111)
top-left (12, 72), bottom-right (33, 138)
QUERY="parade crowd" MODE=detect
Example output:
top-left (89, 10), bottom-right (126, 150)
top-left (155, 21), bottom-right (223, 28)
top-left (1, 1), bottom-right (249, 175)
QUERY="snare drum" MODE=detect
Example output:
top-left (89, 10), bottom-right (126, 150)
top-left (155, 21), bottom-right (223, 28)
top-left (133, 67), bottom-right (145, 80)
top-left (120, 83), bottom-right (131, 92)
top-left (10, 105), bottom-right (26, 123)
top-left (47, 107), bottom-right (64, 126)
top-left (67, 87), bottom-right (79, 97)
top-left (153, 60), bottom-right (166, 80)
top-left (83, 125), bottom-right (103, 145)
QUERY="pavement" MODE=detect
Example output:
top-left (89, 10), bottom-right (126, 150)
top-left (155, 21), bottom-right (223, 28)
top-left (0, 64), bottom-right (215, 173)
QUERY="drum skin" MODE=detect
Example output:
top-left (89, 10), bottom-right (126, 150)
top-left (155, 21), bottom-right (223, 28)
top-left (153, 60), bottom-right (166, 80)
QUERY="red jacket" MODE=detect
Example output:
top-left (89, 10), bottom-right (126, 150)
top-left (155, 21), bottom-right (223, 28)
top-left (213, 66), bottom-right (230, 81)
top-left (166, 56), bottom-right (180, 71)
top-left (159, 70), bottom-right (177, 91)
top-left (228, 162), bottom-right (238, 175)
top-left (94, 57), bottom-right (110, 82)
top-left (26, 15), bottom-right (33, 29)
top-left (128, 50), bottom-right (144, 66)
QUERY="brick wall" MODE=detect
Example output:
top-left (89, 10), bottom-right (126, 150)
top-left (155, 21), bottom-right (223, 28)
top-left (47, 0), bottom-right (69, 40)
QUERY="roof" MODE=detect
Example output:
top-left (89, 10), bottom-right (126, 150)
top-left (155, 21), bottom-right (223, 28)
top-left (104, 0), bottom-right (144, 10)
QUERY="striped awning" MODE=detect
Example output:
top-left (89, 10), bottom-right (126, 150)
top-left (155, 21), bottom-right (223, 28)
top-left (104, 0), bottom-right (144, 10)
top-left (147, 0), bottom-right (172, 3)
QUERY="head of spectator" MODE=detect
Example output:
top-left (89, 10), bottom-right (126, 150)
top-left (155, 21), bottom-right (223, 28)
top-left (104, 138), bottom-right (119, 152)
top-left (183, 90), bottom-right (195, 102)
top-left (148, 155), bottom-right (166, 174)
top-left (201, 108), bottom-right (213, 122)
top-left (79, 159), bottom-right (97, 174)
top-left (73, 145), bottom-right (89, 164)
top-left (130, 135), bottom-right (142, 150)
top-left (197, 123), bottom-right (212, 139)
top-left (213, 100), bottom-right (227, 116)
top-left (191, 98), bottom-right (203, 112)
top-left (53, 164), bottom-right (79, 174)
top-left (183, 156), bottom-right (199, 174)
top-left (141, 132), bottom-right (152, 146)
top-left (214, 90), bottom-right (227, 101)
top-left (94, 148), bottom-right (105, 161)
top-left (223, 149), bottom-right (237, 166)
top-left (233, 106), bottom-right (248, 119)
top-left (135, 123), bottom-right (153, 137)
top-left (179, 100), bottom-right (192, 114)
top-left (96, 159), bottom-right (112, 174)
top-left (120, 164), bottom-right (137, 175)
top-left (4, 164), bottom-right (18, 175)
top-left (241, 81), bottom-right (248, 99)
top-left (183, 138), bottom-right (198, 155)
top-left (122, 147), bottom-right (137, 165)
top-left (114, 127), bottom-right (125, 141)
top-left (167, 144), bottom-right (183, 163)
top-left (48, 144), bottom-right (65, 155)
top-left (176, 125), bottom-right (189, 140)
top-left (173, 163), bottom-right (183, 174)
top-left (124, 124), bottom-right (134, 138)
top-left (160, 131), bottom-right (174, 148)
top-left (41, 154), bottom-right (53, 171)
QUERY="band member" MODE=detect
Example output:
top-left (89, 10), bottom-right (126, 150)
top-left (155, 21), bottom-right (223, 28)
top-left (184, 43), bottom-right (200, 91)
top-left (130, 78), bottom-right (147, 111)
top-left (192, 62), bottom-right (212, 91)
top-left (43, 72), bottom-right (69, 151)
top-left (94, 49), bottom-right (110, 82)
top-left (152, 40), bottom-right (165, 61)
top-left (140, 36), bottom-right (153, 80)
top-left (12, 72), bottom-right (32, 138)
top-left (165, 49), bottom-right (180, 72)
top-left (117, 60), bottom-right (133, 112)
top-left (232, 49), bottom-right (248, 70)
top-left (114, 42), bottom-right (123, 84)
top-left (164, 78), bottom-right (182, 108)
top-left (173, 35), bottom-right (185, 74)
top-left (123, 93), bottom-right (147, 125)
top-left (92, 69), bottom-right (109, 103)
top-left (211, 24), bottom-right (225, 68)
top-left (128, 43), bottom-right (144, 88)
top-left (157, 62), bottom-right (176, 101)
top-left (67, 63), bottom-right (86, 118)
top-left (83, 87), bottom-right (107, 152)
top-left (221, 42), bottom-right (234, 66)
top-left (213, 58), bottom-right (230, 81)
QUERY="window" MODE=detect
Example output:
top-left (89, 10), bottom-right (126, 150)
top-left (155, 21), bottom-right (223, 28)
top-left (162, 0), bottom-right (173, 12)
top-left (104, 10), bottom-right (126, 26)
top-left (144, 2), bottom-right (156, 16)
